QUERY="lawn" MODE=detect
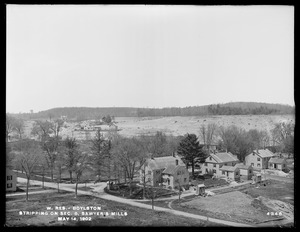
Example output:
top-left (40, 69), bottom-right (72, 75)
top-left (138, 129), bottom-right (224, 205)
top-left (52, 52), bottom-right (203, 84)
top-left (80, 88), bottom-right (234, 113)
top-left (241, 180), bottom-right (294, 205)
top-left (5, 192), bottom-right (218, 226)
top-left (172, 191), bottom-right (280, 225)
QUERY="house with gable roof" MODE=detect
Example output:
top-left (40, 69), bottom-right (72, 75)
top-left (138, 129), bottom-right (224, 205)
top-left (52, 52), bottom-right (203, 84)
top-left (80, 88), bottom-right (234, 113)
top-left (236, 163), bottom-right (254, 180)
top-left (268, 157), bottom-right (287, 171)
top-left (201, 151), bottom-right (240, 177)
top-left (244, 149), bottom-right (275, 169)
top-left (139, 155), bottom-right (189, 190)
top-left (219, 165), bottom-right (240, 181)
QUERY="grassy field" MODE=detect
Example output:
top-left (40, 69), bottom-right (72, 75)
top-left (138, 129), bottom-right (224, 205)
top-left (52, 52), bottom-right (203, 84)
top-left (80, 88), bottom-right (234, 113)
top-left (173, 191), bottom-right (278, 224)
top-left (241, 180), bottom-right (294, 205)
top-left (5, 192), bottom-right (218, 227)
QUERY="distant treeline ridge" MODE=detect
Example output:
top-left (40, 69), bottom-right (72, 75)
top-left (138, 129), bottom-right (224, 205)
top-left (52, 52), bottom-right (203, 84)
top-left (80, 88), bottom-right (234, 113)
top-left (9, 102), bottom-right (294, 121)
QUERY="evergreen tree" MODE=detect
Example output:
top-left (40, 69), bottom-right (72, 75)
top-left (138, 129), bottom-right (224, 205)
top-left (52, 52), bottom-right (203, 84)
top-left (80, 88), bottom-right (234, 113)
top-left (177, 134), bottom-right (205, 177)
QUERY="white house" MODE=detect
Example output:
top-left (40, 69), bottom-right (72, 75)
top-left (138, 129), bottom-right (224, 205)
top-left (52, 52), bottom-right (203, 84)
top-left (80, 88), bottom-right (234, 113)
top-left (236, 163), bottom-right (254, 180)
top-left (140, 155), bottom-right (189, 190)
top-left (6, 168), bottom-right (17, 192)
top-left (245, 149), bottom-right (275, 170)
top-left (268, 157), bottom-right (287, 171)
top-left (201, 151), bottom-right (240, 177)
top-left (219, 165), bottom-right (240, 181)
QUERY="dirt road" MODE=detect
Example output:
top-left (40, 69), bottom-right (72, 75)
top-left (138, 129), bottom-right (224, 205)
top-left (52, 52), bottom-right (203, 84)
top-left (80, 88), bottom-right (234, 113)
top-left (14, 177), bottom-right (253, 227)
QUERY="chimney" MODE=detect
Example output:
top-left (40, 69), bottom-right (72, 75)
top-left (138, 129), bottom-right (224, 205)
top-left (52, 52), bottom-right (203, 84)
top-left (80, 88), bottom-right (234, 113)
top-left (225, 148), bottom-right (227, 153)
top-left (256, 148), bottom-right (259, 154)
top-left (175, 159), bottom-right (178, 166)
top-left (172, 152), bottom-right (175, 157)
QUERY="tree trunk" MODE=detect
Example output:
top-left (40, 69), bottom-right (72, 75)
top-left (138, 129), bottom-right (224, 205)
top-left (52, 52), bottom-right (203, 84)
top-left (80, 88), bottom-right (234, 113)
top-left (50, 168), bottom-right (53, 182)
top-left (75, 180), bottom-right (78, 198)
top-left (57, 181), bottom-right (60, 193)
top-left (108, 158), bottom-right (111, 183)
top-left (191, 159), bottom-right (195, 177)
top-left (124, 169), bottom-right (127, 184)
top-left (26, 177), bottom-right (30, 202)
top-left (69, 171), bottom-right (73, 183)
top-left (42, 172), bottom-right (44, 189)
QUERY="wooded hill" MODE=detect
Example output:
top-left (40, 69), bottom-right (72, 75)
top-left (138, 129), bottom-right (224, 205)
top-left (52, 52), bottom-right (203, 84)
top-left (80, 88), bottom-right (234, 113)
top-left (11, 102), bottom-right (294, 120)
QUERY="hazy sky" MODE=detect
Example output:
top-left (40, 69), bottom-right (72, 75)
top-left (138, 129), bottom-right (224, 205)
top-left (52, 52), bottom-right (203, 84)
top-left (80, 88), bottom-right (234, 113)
top-left (6, 5), bottom-right (294, 113)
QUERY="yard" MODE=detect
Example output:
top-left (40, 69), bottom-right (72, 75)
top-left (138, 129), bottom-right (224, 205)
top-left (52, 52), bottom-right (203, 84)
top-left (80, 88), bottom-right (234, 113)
top-left (241, 179), bottom-right (294, 205)
top-left (5, 192), bottom-right (218, 226)
top-left (104, 183), bottom-right (177, 199)
top-left (174, 191), bottom-right (280, 224)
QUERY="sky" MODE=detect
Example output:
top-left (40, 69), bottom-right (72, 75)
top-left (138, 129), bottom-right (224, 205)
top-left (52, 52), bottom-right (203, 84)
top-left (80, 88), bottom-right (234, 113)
top-left (6, 5), bottom-right (294, 113)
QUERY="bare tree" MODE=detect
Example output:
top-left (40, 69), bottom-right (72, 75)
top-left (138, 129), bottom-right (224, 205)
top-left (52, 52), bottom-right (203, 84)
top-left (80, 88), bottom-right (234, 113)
top-left (73, 152), bottom-right (92, 198)
top-left (6, 114), bottom-right (16, 142)
top-left (63, 137), bottom-right (80, 183)
top-left (199, 123), bottom-right (217, 150)
top-left (14, 118), bottom-right (25, 140)
top-left (13, 139), bottom-right (42, 201)
top-left (111, 136), bottom-right (146, 196)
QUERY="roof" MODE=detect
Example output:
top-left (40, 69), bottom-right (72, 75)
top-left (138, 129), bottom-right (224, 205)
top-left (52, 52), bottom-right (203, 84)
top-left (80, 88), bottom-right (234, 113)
top-left (147, 156), bottom-right (185, 170)
top-left (253, 149), bottom-right (275, 158)
top-left (162, 164), bottom-right (182, 175)
top-left (209, 152), bottom-right (239, 163)
top-left (269, 157), bottom-right (286, 164)
top-left (219, 165), bottom-right (239, 172)
top-left (236, 163), bottom-right (252, 170)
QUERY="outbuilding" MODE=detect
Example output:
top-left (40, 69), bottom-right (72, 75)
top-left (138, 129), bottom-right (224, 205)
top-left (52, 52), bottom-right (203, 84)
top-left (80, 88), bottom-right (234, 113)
top-left (268, 157), bottom-right (287, 171)
top-left (219, 165), bottom-right (240, 181)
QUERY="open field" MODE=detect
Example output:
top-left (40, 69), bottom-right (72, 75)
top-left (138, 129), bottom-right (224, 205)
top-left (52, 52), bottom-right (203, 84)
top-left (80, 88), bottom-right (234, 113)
top-left (175, 191), bottom-right (280, 225)
top-left (5, 193), bottom-right (217, 226)
top-left (241, 180), bottom-right (294, 205)
top-left (22, 115), bottom-right (294, 139)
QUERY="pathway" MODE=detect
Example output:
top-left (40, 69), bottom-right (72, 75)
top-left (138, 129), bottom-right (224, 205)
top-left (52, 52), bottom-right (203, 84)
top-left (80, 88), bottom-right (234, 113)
top-left (14, 177), bottom-right (253, 227)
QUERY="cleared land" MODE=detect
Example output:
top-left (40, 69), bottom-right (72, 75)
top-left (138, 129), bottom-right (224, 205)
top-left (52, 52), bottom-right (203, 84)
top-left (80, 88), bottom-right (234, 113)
top-left (22, 115), bottom-right (294, 139)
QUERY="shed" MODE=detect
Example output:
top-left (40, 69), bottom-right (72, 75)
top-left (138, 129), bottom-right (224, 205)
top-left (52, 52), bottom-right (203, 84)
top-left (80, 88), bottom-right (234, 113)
top-left (195, 184), bottom-right (205, 196)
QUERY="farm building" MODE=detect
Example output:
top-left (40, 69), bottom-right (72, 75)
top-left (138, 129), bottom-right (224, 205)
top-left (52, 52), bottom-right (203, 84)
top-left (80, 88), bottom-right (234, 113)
top-left (244, 149), bottom-right (275, 169)
top-left (6, 168), bottom-right (17, 192)
top-left (219, 165), bottom-right (240, 181)
top-left (236, 163), bottom-right (254, 180)
top-left (201, 151), bottom-right (239, 177)
top-left (268, 157), bottom-right (287, 171)
top-left (140, 155), bottom-right (189, 190)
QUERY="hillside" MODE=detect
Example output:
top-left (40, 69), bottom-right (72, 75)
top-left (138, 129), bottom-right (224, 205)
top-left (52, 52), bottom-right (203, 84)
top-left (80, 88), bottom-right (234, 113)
top-left (10, 102), bottom-right (294, 120)
top-left (21, 114), bottom-right (294, 140)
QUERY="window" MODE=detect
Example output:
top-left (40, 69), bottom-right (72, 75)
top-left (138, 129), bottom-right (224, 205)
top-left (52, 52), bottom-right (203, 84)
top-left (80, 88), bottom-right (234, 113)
top-left (257, 158), bottom-right (260, 161)
top-left (148, 177), bottom-right (151, 182)
top-left (236, 172), bottom-right (239, 175)
top-left (224, 163), bottom-right (227, 166)
top-left (7, 183), bottom-right (12, 188)
top-left (213, 164), bottom-right (216, 168)
top-left (209, 157), bottom-right (212, 160)
top-left (257, 163), bottom-right (261, 167)
top-left (249, 170), bottom-right (252, 174)
top-left (213, 170), bottom-right (216, 174)
top-left (206, 168), bottom-right (208, 173)
top-left (7, 175), bottom-right (12, 181)
top-left (222, 171), bottom-right (225, 175)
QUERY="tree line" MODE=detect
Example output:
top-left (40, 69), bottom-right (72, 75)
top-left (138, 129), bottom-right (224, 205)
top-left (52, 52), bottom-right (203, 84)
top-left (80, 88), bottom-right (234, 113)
top-left (9, 102), bottom-right (294, 120)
